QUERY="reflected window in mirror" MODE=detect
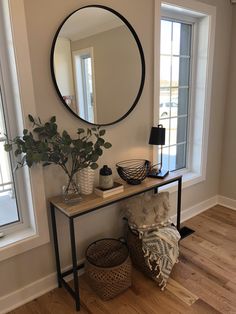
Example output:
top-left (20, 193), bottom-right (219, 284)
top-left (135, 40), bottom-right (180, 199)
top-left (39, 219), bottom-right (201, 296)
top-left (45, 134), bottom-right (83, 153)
top-left (72, 47), bottom-right (96, 123)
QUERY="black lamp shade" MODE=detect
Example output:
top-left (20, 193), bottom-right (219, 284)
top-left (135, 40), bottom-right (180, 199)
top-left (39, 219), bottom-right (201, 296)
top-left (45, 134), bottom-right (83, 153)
top-left (149, 124), bottom-right (165, 145)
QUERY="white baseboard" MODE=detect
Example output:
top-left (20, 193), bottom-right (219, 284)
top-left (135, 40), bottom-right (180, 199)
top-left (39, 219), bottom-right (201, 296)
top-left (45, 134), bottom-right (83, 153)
top-left (171, 195), bottom-right (218, 224)
top-left (0, 273), bottom-right (57, 314)
top-left (0, 194), bottom-right (233, 314)
top-left (0, 261), bottom-right (85, 314)
top-left (217, 195), bottom-right (236, 211)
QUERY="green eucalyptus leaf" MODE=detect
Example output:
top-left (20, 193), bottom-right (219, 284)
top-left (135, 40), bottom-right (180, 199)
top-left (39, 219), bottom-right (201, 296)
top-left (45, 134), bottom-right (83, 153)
top-left (96, 148), bottom-right (103, 156)
top-left (26, 157), bottom-right (33, 167)
top-left (97, 138), bottom-right (105, 146)
top-left (14, 149), bottom-right (22, 157)
top-left (99, 129), bottom-right (106, 136)
top-left (50, 116), bottom-right (56, 123)
top-left (77, 128), bottom-right (85, 134)
top-left (90, 163), bottom-right (98, 170)
top-left (104, 142), bottom-right (112, 149)
top-left (90, 154), bottom-right (99, 162)
top-left (4, 143), bottom-right (12, 152)
top-left (34, 127), bottom-right (44, 133)
top-left (28, 114), bottom-right (34, 123)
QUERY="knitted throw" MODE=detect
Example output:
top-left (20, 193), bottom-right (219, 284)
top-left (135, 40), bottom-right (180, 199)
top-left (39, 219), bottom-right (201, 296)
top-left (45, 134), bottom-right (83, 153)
top-left (139, 225), bottom-right (180, 290)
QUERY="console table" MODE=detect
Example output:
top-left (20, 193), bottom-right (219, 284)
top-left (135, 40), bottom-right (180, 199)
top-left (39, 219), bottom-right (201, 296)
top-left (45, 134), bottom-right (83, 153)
top-left (49, 173), bottom-right (182, 311)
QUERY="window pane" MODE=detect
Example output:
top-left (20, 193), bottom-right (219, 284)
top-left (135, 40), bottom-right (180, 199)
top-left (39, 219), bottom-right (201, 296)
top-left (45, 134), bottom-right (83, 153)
top-left (0, 92), bottom-right (19, 227)
top-left (180, 23), bottom-right (192, 56)
top-left (0, 105), bottom-right (4, 135)
top-left (177, 116), bottom-right (188, 143)
top-left (171, 88), bottom-right (178, 117)
top-left (161, 20), bottom-right (172, 55)
top-left (176, 143), bottom-right (187, 170)
top-left (169, 146), bottom-right (177, 171)
top-left (82, 56), bottom-right (94, 123)
top-left (172, 57), bottom-right (180, 87)
top-left (161, 147), bottom-right (169, 170)
top-left (173, 22), bottom-right (181, 55)
top-left (160, 56), bottom-right (171, 87)
top-left (160, 88), bottom-right (170, 105)
top-left (179, 57), bottom-right (190, 87)
top-left (178, 88), bottom-right (189, 115)
top-left (170, 118), bottom-right (177, 145)
top-left (159, 118), bottom-right (169, 147)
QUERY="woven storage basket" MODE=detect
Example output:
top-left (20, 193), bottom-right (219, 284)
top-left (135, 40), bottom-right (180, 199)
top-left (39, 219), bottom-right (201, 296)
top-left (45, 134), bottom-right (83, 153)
top-left (85, 238), bottom-right (132, 300)
top-left (127, 228), bottom-right (160, 283)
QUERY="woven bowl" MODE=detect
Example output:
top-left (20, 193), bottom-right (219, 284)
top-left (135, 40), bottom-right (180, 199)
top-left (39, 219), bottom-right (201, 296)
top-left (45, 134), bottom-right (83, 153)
top-left (116, 159), bottom-right (150, 185)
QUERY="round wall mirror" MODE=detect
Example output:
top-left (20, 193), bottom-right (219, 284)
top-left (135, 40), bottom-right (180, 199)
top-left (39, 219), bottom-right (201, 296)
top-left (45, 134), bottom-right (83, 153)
top-left (51, 5), bottom-right (145, 126)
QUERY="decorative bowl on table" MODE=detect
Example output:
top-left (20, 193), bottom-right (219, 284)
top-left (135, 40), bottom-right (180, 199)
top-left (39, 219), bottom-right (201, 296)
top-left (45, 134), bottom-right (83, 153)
top-left (116, 159), bottom-right (151, 185)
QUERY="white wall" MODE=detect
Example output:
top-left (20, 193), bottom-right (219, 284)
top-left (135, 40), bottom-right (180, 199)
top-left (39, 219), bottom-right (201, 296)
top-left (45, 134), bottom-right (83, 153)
top-left (54, 37), bottom-right (75, 98)
top-left (71, 25), bottom-right (141, 124)
top-left (220, 6), bottom-right (236, 200)
top-left (0, 0), bottom-right (232, 302)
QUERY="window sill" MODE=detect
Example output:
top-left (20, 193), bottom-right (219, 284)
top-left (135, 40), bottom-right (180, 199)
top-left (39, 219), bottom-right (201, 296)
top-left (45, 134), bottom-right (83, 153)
top-left (0, 226), bottom-right (49, 262)
top-left (159, 170), bottom-right (205, 194)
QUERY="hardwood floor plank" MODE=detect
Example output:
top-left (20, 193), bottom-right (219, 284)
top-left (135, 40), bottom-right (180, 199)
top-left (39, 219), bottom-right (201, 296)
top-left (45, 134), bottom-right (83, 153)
top-left (172, 260), bottom-right (236, 313)
top-left (203, 205), bottom-right (236, 228)
top-left (179, 246), bottom-right (231, 285)
top-left (191, 299), bottom-right (222, 314)
top-left (132, 269), bottom-right (196, 314)
top-left (7, 206), bottom-right (236, 314)
top-left (165, 278), bottom-right (198, 306)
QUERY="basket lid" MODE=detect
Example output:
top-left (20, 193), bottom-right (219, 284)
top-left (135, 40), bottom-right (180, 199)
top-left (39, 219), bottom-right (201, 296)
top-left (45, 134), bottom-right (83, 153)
top-left (86, 238), bottom-right (129, 268)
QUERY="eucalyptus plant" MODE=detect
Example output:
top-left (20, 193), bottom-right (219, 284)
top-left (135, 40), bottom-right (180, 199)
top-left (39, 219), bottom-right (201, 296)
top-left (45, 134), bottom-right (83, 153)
top-left (4, 115), bottom-right (112, 195)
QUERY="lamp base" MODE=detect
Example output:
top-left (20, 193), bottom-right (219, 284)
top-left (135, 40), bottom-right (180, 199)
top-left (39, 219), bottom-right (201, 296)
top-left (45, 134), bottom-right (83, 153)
top-left (148, 169), bottom-right (169, 179)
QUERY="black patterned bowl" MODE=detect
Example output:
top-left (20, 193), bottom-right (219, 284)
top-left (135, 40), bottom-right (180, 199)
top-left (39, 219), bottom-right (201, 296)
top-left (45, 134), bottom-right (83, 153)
top-left (116, 159), bottom-right (151, 185)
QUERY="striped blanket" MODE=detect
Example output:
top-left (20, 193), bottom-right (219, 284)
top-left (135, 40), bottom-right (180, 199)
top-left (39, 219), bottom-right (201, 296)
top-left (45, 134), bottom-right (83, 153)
top-left (139, 225), bottom-right (180, 290)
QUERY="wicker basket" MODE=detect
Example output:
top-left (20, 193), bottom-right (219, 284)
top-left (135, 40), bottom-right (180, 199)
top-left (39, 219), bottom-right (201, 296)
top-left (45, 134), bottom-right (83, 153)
top-left (127, 228), bottom-right (160, 283)
top-left (85, 238), bottom-right (132, 300)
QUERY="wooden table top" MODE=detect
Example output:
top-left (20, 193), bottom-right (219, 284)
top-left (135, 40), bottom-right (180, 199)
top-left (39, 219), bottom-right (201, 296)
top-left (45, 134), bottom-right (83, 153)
top-left (49, 173), bottom-right (182, 218)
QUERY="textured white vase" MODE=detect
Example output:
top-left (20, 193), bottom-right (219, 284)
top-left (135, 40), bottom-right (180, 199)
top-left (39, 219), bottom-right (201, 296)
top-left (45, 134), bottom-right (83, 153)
top-left (77, 168), bottom-right (95, 195)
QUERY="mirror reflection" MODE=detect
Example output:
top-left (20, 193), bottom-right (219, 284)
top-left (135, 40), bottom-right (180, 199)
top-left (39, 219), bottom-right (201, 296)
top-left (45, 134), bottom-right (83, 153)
top-left (52, 6), bottom-right (144, 125)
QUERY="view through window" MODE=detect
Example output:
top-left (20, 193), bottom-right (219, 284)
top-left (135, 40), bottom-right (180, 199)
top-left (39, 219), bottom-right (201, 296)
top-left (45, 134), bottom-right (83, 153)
top-left (0, 87), bottom-right (19, 228)
top-left (159, 19), bottom-right (192, 171)
top-left (73, 49), bottom-right (95, 123)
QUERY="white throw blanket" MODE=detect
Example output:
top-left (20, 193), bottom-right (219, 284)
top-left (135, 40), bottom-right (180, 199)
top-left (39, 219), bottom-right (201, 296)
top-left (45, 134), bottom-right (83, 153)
top-left (138, 225), bottom-right (180, 290)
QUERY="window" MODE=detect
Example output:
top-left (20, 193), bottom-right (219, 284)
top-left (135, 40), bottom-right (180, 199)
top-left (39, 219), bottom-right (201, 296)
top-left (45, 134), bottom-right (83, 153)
top-left (160, 19), bottom-right (192, 171)
top-left (154, 0), bottom-right (216, 187)
top-left (0, 0), bottom-right (49, 261)
top-left (73, 48), bottom-right (96, 123)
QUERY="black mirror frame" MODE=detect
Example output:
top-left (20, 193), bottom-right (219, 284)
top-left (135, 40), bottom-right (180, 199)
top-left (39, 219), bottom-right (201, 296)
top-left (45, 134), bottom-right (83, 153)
top-left (50, 5), bottom-right (145, 126)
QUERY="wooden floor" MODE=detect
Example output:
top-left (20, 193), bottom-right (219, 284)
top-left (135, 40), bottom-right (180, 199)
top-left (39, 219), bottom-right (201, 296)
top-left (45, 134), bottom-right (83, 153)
top-left (9, 205), bottom-right (236, 314)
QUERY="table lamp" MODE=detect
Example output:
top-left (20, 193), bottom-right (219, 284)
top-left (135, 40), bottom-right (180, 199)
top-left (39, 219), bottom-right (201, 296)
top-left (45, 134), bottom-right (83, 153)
top-left (148, 124), bottom-right (169, 178)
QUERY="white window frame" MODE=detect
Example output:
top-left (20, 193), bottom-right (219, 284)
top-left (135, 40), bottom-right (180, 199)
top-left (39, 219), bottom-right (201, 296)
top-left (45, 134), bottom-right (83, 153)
top-left (0, 0), bottom-right (49, 261)
top-left (154, 0), bottom-right (216, 191)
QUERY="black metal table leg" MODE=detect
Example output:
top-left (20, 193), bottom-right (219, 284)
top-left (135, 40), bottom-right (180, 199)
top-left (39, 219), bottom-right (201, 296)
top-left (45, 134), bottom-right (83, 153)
top-left (50, 203), bottom-right (62, 288)
top-left (176, 176), bottom-right (182, 231)
top-left (176, 177), bottom-right (195, 239)
top-left (69, 217), bottom-right (80, 311)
